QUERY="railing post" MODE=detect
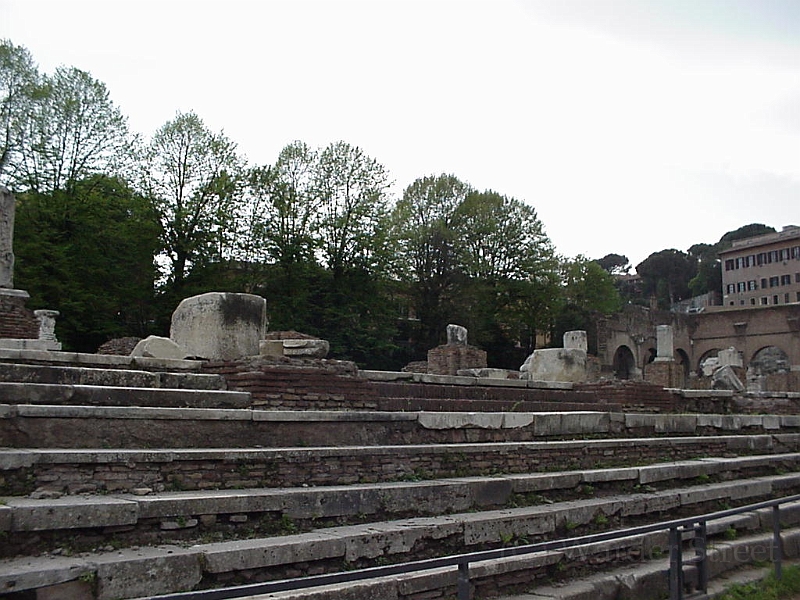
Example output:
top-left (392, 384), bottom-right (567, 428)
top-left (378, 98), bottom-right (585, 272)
top-left (669, 526), bottom-right (683, 600)
top-left (694, 521), bottom-right (708, 594)
top-left (457, 560), bottom-right (470, 600)
top-left (774, 505), bottom-right (783, 581)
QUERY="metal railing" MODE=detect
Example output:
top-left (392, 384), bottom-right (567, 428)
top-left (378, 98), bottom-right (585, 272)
top-left (147, 493), bottom-right (800, 600)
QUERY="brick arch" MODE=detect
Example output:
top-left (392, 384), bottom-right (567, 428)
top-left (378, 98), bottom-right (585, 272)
top-left (644, 346), bottom-right (657, 367)
top-left (697, 348), bottom-right (722, 375)
top-left (612, 345), bottom-right (636, 380)
top-left (675, 348), bottom-right (691, 381)
top-left (749, 345), bottom-right (791, 375)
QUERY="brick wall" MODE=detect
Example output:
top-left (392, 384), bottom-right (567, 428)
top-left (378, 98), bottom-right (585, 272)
top-left (0, 437), bottom-right (745, 496)
top-left (427, 344), bottom-right (487, 375)
top-left (0, 292), bottom-right (38, 339)
top-left (576, 380), bottom-right (681, 411)
top-left (203, 357), bottom-right (380, 410)
top-left (644, 360), bottom-right (685, 388)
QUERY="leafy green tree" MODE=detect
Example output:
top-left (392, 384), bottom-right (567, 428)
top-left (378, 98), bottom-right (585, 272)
top-left (553, 256), bottom-right (621, 351)
top-left (452, 190), bottom-right (559, 364)
top-left (454, 191), bottom-right (554, 281)
top-left (314, 141), bottom-right (392, 276)
top-left (595, 253), bottom-right (630, 275)
top-left (719, 223), bottom-right (776, 246)
top-left (390, 174), bottom-right (472, 350)
top-left (141, 111), bottom-right (244, 289)
top-left (636, 249), bottom-right (696, 308)
top-left (390, 177), bottom-right (561, 366)
top-left (688, 243), bottom-right (721, 297)
top-left (11, 66), bottom-right (131, 194)
top-left (243, 140), bottom-right (399, 368)
top-left (243, 142), bottom-right (322, 337)
top-left (561, 256), bottom-right (622, 314)
top-left (246, 141), bottom-right (321, 269)
top-left (14, 175), bottom-right (161, 351)
top-left (0, 39), bottom-right (40, 182)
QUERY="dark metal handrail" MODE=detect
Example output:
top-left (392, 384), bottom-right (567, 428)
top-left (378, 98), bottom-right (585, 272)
top-left (146, 492), bottom-right (800, 600)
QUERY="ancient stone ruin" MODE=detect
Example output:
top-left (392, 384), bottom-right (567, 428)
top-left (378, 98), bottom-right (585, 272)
top-left (170, 292), bottom-right (268, 360)
top-left (426, 323), bottom-right (487, 376)
top-left (1, 186), bottom-right (15, 289)
top-left (519, 330), bottom-right (596, 383)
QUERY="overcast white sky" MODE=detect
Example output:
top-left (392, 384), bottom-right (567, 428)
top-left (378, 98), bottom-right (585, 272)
top-left (1, 0), bottom-right (798, 267)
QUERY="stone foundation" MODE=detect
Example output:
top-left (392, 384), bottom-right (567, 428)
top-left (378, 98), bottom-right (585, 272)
top-left (645, 360), bottom-right (685, 388)
top-left (427, 344), bottom-right (487, 376)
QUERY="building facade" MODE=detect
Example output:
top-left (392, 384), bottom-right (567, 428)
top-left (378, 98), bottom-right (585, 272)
top-left (719, 225), bottom-right (800, 308)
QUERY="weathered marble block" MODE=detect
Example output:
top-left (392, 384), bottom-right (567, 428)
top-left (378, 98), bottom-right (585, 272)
top-left (170, 292), bottom-right (267, 360)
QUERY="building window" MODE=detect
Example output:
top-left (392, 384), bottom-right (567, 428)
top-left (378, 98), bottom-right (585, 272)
top-left (737, 281), bottom-right (746, 292)
top-left (762, 278), bottom-right (768, 289)
top-left (796, 273), bottom-right (800, 283)
top-left (781, 274), bottom-right (792, 285)
top-left (761, 297), bottom-right (769, 305)
top-left (725, 259), bottom-right (735, 271)
top-left (785, 293), bottom-right (790, 303)
top-left (770, 276), bottom-right (780, 287)
top-left (726, 284), bottom-right (735, 294)
top-left (773, 295), bottom-right (779, 304)
top-left (747, 280), bottom-right (757, 291)
top-left (750, 298), bottom-right (756, 305)
top-left (793, 246), bottom-right (800, 259)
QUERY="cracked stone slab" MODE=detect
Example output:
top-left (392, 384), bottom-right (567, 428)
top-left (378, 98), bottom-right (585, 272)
top-left (8, 495), bottom-right (139, 531)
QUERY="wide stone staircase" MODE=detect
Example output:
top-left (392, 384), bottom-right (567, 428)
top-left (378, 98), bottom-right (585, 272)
top-left (2, 349), bottom-right (800, 600)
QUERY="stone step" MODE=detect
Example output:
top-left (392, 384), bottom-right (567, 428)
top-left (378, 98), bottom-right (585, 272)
top-left (0, 382), bottom-right (251, 409)
top-left (2, 478), bottom-right (798, 600)
top-left (0, 347), bottom-right (204, 371)
top-left (374, 396), bottom-right (625, 413)
top-left (201, 536), bottom-right (800, 600)
top-left (471, 546), bottom-right (800, 600)
top-left (2, 405), bottom-right (798, 449)
top-left (3, 434), bottom-right (800, 495)
top-left (0, 361), bottom-right (227, 390)
top-left (3, 453), bottom-right (800, 558)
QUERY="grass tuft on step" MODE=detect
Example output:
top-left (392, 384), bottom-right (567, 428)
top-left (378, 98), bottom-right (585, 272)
top-left (718, 565), bottom-right (800, 600)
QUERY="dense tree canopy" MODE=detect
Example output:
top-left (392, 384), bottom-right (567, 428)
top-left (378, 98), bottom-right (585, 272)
top-left (388, 176), bottom-right (560, 364)
top-left (595, 253), bottom-right (630, 275)
top-left (390, 174), bottom-right (471, 350)
top-left (636, 249), bottom-right (696, 309)
top-left (14, 175), bottom-right (161, 351)
top-left (719, 223), bottom-right (776, 245)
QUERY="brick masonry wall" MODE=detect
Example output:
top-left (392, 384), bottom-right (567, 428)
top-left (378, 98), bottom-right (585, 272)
top-left (0, 437), bottom-right (750, 496)
top-left (0, 292), bottom-right (38, 339)
top-left (202, 357), bottom-right (616, 411)
top-left (427, 344), bottom-right (487, 375)
top-left (644, 360), bottom-right (685, 388)
top-left (576, 380), bottom-right (681, 411)
top-left (202, 357), bottom-right (795, 416)
top-left (203, 358), bottom-right (380, 410)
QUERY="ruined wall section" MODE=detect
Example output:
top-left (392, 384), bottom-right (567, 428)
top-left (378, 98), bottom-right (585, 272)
top-left (0, 291), bottom-right (39, 339)
top-left (202, 357), bottom-right (378, 410)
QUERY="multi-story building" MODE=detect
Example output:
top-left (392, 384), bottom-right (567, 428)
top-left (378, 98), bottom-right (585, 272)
top-left (719, 225), bottom-right (800, 307)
